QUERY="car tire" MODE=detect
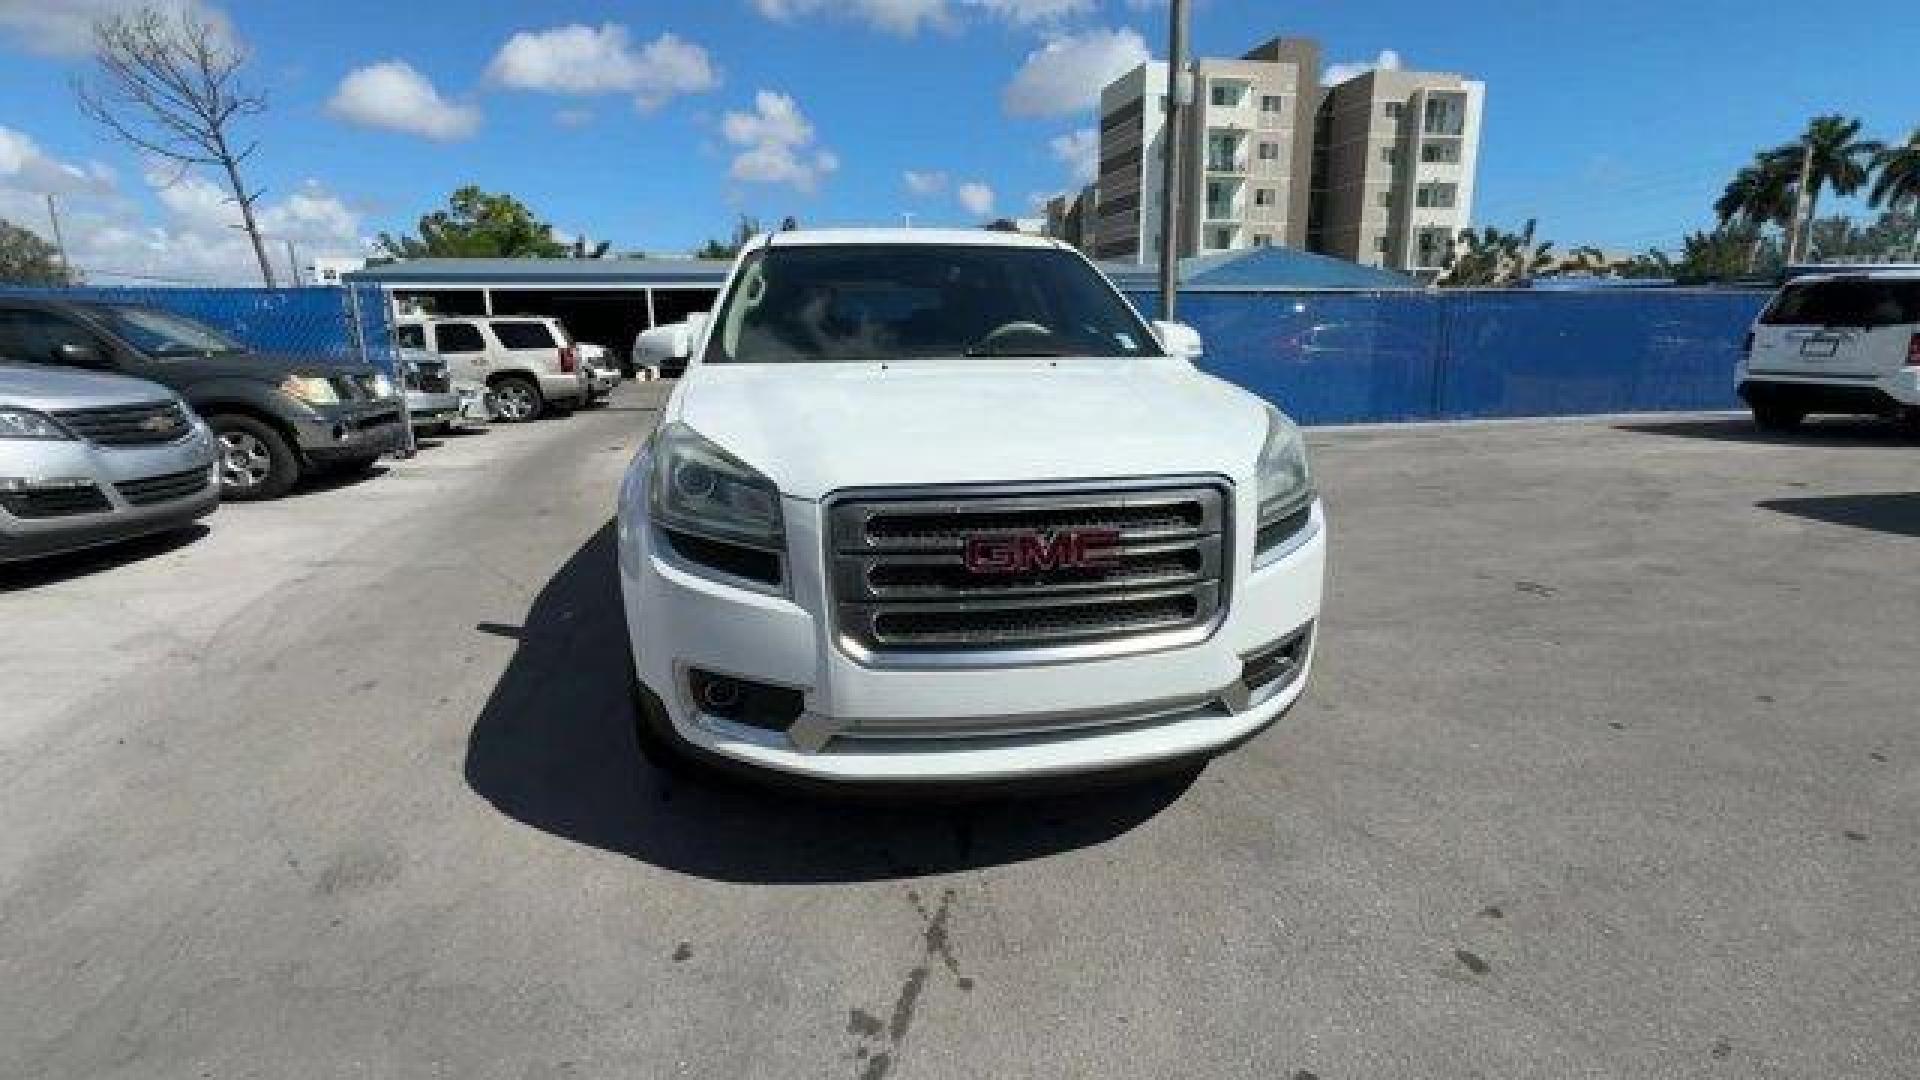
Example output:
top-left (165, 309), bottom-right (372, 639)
top-left (210, 413), bottom-right (300, 501)
top-left (1750, 402), bottom-right (1806, 431)
top-left (491, 376), bottom-right (543, 422)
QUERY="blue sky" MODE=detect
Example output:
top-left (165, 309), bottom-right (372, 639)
top-left (0, 0), bottom-right (1915, 282)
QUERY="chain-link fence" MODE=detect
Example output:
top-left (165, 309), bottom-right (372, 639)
top-left (1128, 288), bottom-right (1773, 424)
top-left (0, 284), bottom-right (398, 377)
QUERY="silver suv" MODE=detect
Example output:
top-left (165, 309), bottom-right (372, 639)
top-left (0, 365), bottom-right (218, 563)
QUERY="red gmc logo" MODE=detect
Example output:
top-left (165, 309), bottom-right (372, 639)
top-left (962, 528), bottom-right (1122, 575)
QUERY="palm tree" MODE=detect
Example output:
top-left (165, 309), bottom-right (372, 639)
top-left (1716, 153), bottom-right (1797, 270)
top-left (1869, 129), bottom-right (1920, 259)
top-left (1775, 115), bottom-right (1882, 260)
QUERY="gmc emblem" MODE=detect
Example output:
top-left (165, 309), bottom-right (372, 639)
top-left (963, 528), bottom-right (1122, 575)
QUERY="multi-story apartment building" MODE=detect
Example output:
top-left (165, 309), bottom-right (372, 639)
top-left (1045, 183), bottom-right (1099, 254)
top-left (1078, 35), bottom-right (1482, 278)
top-left (1092, 38), bottom-right (1321, 262)
top-left (1311, 69), bottom-right (1484, 277)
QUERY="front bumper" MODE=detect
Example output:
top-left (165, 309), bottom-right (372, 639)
top-left (1, 427), bottom-right (218, 563)
top-left (618, 477), bottom-right (1327, 783)
top-left (404, 390), bottom-right (462, 428)
top-left (291, 399), bottom-right (407, 462)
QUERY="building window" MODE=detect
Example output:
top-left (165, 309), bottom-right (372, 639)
top-left (1252, 233), bottom-right (1273, 247)
top-left (1375, 236), bottom-right (1390, 253)
top-left (1424, 94), bottom-right (1466, 136)
top-left (1377, 190), bottom-right (1394, 208)
top-left (1257, 141), bottom-right (1280, 161)
top-left (1209, 82), bottom-right (1245, 108)
top-left (1260, 94), bottom-right (1285, 113)
top-left (1416, 183), bottom-right (1457, 209)
top-left (1384, 102), bottom-right (1403, 120)
top-left (1209, 226), bottom-right (1235, 249)
top-left (1380, 146), bottom-right (1398, 165)
top-left (1421, 141), bottom-right (1461, 163)
top-left (1254, 188), bottom-right (1276, 207)
top-left (1416, 227), bottom-right (1452, 267)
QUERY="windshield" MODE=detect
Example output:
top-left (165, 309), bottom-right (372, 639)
top-left (1760, 279), bottom-right (1920, 328)
top-left (97, 305), bottom-right (246, 356)
top-left (703, 243), bottom-right (1162, 364)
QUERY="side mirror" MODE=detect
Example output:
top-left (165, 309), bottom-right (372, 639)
top-left (55, 342), bottom-right (104, 367)
top-left (1151, 320), bottom-right (1203, 360)
top-left (672, 313), bottom-right (710, 361)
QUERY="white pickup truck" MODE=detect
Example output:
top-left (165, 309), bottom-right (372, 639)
top-left (616, 229), bottom-right (1326, 786)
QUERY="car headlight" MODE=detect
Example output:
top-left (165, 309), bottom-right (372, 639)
top-left (370, 372), bottom-right (396, 399)
top-left (0, 408), bottom-right (74, 441)
top-left (1255, 406), bottom-right (1314, 559)
top-left (648, 422), bottom-right (784, 585)
top-left (280, 375), bottom-right (339, 406)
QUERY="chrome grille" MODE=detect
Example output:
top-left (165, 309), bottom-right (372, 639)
top-left (51, 400), bottom-right (190, 446)
top-left (116, 467), bottom-right (211, 506)
top-left (828, 482), bottom-right (1229, 659)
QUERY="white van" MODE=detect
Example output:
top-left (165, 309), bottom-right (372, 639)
top-left (396, 316), bottom-right (589, 422)
top-left (1738, 270), bottom-right (1920, 429)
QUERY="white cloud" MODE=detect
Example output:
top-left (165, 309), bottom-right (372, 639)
top-left (964, 0), bottom-right (1094, 24)
top-left (722, 91), bottom-right (838, 193)
top-left (1323, 48), bottom-right (1403, 87)
top-left (903, 170), bottom-right (949, 196)
top-left (0, 0), bottom-right (226, 57)
top-left (326, 62), bottom-right (480, 142)
top-left (1003, 28), bottom-right (1149, 117)
top-left (0, 126), bottom-right (115, 195)
top-left (957, 181), bottom-right (995, 217)
top-left (752, 0), bottom-right (952, 35)
top-left (1048, 127), bottom-right (1098, 182)
top-left (487, 23), bottom-right (718, 109)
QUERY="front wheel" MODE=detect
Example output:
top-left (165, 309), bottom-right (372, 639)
top-left (490, 376), bottom-right (543, 422)
top-left (1751, 402), bottom-right (1806, 431)
top-left (210, 414), bottom-right (300, 501)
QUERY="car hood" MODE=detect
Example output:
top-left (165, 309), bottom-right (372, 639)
top-left (671, 358), bottom-right (1272, 500)
top-left (0, 363), bottom-right (177, 411)
top-left (139, 351), bottom-right (375, 383)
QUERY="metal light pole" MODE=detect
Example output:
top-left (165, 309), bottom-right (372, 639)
top-left (45, 194), bottom-right (73, 285)
top-left (1157, 0), bottom-right (1190, 319)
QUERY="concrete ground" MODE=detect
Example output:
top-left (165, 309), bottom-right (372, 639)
top-left (3, 385), bottom-right (1917, 1079)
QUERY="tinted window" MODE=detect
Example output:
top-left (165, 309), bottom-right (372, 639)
top-left (434, 322), bottom-right (485, 352)
top-left (1761, 280), bottom-right (1920, 327)
top-left (0, 309), bottom-right (99, 365)
top-left (96, 306), bottom-right (242, 355)
top-left (396, 325), bottom-right (426, 350)
top-left (490, 321), bottom-right (556, 349)
top-left (705, 244), bottom-right (1161, 364)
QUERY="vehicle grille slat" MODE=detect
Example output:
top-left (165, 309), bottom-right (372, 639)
top-left (115, 467), bottom-right (212, 506)
top-left (51, 401), bottom-right (191, 446)
top-left (1, 485), bottom-right (111, 519)
top-left (829, 483), bottom-right (1229, 656)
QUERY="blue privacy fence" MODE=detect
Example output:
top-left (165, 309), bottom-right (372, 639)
top-left (1128, 289), bottom-right (1773, 424)
top-left (0, 284), bottom-right (400, 377)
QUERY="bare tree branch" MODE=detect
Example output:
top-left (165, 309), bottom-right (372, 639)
top-left (73, 5), bottom-right (277, 286)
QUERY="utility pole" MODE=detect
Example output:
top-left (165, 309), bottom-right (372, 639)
top-left (284, 238), bottom-right (301, 287)
top-left (45, 194), bottom-right (73, 285)
top-left (1785, 141), bottom-right (1814, 265)
top-left (1157, 0), bottom-right (1190, 320)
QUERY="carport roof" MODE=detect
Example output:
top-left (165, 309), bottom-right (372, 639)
top-left (344, 258), bottom-right (732, 286)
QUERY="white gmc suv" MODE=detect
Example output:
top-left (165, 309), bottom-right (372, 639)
top-left (1738, 270), bottom-right (1920, 429)
top-left (616, 229), bottom-right (1326, 785)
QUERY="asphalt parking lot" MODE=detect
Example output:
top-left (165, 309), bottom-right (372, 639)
top-left (4, 383), bottom-right (1917, 1079)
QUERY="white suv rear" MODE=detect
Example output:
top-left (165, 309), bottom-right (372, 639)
top-left (397, 316), bottom-right (588, 422)
top-left (1738, 270), bottom-right (1920, 429)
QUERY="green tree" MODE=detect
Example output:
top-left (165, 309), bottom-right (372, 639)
top-left (1670, 227), bottom-right (1765, 283)
top-left (0, 219), bottom-right (70, 286)
top-left (1715, 153), bottom-right (1796, 271)
top-left (1869, 129), bottom-right (1920, 259)
top-left (376, 186), bottom-right (569, 259)
top-left (1436, 219), bottom-right (1555, 287)
top-left (1775, 115), bottom-right (1882, 257)
top-left (695, 214), bottom-right (762, 260)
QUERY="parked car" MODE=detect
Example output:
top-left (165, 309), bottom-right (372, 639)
top-left (0, 364), bottom-right (218, 563)
top-left (0, 300), bottom-right (404, 500)
top-left (398, 347), bottom-right (465, 437)
top-left (614, 229), bottom-right (1325, 787)
top-left (395, 316), bottom-right (587, 422)
top-left (578, 342), bottom-right (621, 402)
top-left (1738, 269), bottom-right (1920, 429)
top-left (633, 318), bottom-right (700, 379)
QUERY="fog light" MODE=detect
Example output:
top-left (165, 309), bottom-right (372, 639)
top-left (687, 668), bottom-right (804, 733)
top-left (1241, 622), bottom-right (1313, 694)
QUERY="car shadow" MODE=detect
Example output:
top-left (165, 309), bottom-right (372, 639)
top-left (1616, 416), bottom-right (1920, 446)
top-left (0, 523), bottom-right (210, 592)
top-left (1758, 492), bottom-right (1920, 538)
top-left (431, 426), bottom-right (491, 439)
top-left (295, 464), bottom-right (390, 496)
top-left (462, 521), bottom-right (1194, 884)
